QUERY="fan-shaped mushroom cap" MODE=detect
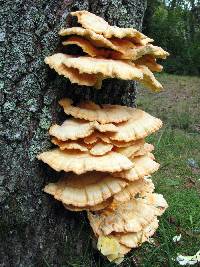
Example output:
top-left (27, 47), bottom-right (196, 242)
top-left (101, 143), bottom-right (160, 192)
top-left (84, 132), bottom-right (111, 144)
top-left (52, 137), bottom-right (113, 156)
top-left (108, 110), bottom-right (162, 142)
top-left (116, 142), bottom-right (154, 159)
top-left (45, 52), bottom-right (165, 91)
top-left (135, 55), bottom-right (163, 72)
top-left (113, 177), bottom-right (155, 202)
top-left (52, 54), bottom-right (143, 81)
top-left (137, 65), bottom-right (163, 92)
top-left (71, 10), bottom-right (146, 40)
top-left (133, 143), bottom-right (154, 158)
top-left (113, 154), bottom-right (159, 181)
top-left (120, 44), bottom-right (169, 60)
top-left (90, 142), bottom-right (113, 156)
top-left (62, 36), bottom-right (122, 58)
top-left (88, 193), bottom-right (168, 235)
top-left (44, 172), bottom-right (127, 207)
top-left (145, 193), bottom-right (169, 216)
top-left (44, 53), bottom-right (101, 87)
top-left (59, 98), bottom-right (134, 124)
top-left (59, 27), bottom-right (119, 49)
top-left (111, 218), bottom-right (159, 248)
top-left (63, 198), bottom-right (112, 212)
top-left (59, 27), bottom-right (167, 59)
top-left (107, 40), bottom-right (168, 60)
top-left (62, 36), bottom-right (168, 61)
top-left (49, 119), bottom-right (94, 141)
top-left (51, 138), bottom-right (89, 152)
top-left (37, 149), bottom-right (133, 174)
top-left (49, 118), bottom-right (117, 141)
top-left (114, 139), bottom-right (145, 157)
top-left (111, 139), bottom-right (141, 148)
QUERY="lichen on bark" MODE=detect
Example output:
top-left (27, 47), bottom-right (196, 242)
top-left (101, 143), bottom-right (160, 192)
top-left (0, 0), bottom-right (146, 266)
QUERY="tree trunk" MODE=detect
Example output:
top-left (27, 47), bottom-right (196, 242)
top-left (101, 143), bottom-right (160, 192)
top-left (0, 0), bottom-right (146, 266)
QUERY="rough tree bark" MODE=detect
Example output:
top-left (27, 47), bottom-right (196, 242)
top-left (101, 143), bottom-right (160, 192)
top-left (0, 1), bottom-right (146, 266)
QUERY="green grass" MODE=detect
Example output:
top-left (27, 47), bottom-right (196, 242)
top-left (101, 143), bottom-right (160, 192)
top-left (59, 74), bottom-right (200, 267)
top-left (133, 129), bottom-right (200, 267)
top-left (133, 74), bottom-right (200, 266)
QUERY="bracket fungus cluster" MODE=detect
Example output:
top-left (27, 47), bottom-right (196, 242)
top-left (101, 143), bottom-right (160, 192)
top-left (38, 11), bottom-right (169, 264)
top-left (38, 99), bottom-right (168, 264)
top-left (45, 10), bottom-right (169, 91)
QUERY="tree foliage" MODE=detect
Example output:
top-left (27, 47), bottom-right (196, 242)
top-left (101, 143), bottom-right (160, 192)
top-left (143, 0), bottom-right (200, 75)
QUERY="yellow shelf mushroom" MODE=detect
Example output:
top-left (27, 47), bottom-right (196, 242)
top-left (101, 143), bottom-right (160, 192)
top-left (39, 8), bottom-right (169, 263)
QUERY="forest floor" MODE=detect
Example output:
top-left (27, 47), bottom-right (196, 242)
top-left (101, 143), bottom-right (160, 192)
top-left (57, 74), bottom-right (200, 267)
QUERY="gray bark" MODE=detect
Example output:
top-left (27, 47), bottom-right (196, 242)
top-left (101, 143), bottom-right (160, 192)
top-left (0, 0), bottom-right (146, 266)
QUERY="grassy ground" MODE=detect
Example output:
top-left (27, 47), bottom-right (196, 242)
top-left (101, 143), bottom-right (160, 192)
top-left (133, 74), bottom-right (200, 267)
top-left (60, 74), bottom-right (200, 267)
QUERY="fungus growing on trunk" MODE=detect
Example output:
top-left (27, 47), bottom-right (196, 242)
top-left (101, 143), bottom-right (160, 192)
top-left (45, 11), bottom-right (169, 91)
top-left (38, 11), bottom-right (169, 264)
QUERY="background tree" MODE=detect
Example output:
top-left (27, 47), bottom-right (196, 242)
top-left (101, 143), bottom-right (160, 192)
top-left (143, 0), bottom-right (200, 75)
top-left (0, 0), bottom-right (147, 266)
